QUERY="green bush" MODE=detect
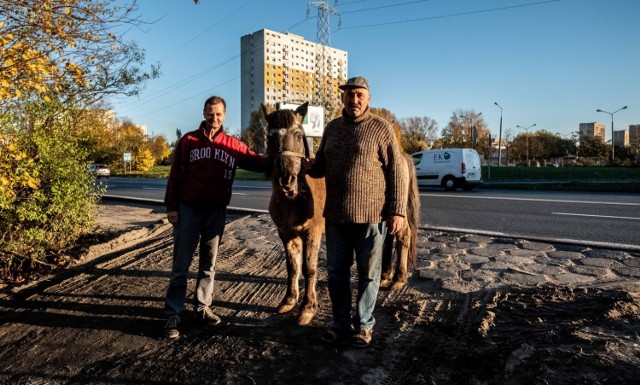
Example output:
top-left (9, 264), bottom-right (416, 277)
top-left (1, 102), bottom-right (102, 281)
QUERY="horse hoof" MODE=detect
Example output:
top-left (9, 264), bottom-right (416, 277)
top-left (390, 281), bottom-right (406, 291)
top-left (380, 278), bottom-right (392, 288)
top-left (277, 303), bottom-right (295, 314)
top-left (297, 311), bottom-right (315, 326)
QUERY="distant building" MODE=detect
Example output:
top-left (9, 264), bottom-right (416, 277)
top-left (489, 137), bottom-right (506, 165)
top-left (629, 124), bottom-right (640, 147)
top-left (96, 109), bottom-right (117, 131)
top-left (579, 122), bottom-right (605, 142)
top-left (136, 124), bottom-right (148, 138)
top-left (240, 28), bottom-right (348, 134)
top-left (613, 129), bottom-right (629, 147)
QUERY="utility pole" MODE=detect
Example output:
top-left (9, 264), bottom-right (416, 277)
top-left (494, 102), bottom-right (503, 166)
top-left (307, 1), bottom-right (341, 120)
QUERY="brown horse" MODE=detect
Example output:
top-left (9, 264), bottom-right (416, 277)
top-left (261, 102), bottom-right (326, 325)
top-left (380, 152), bottom-right (421, 291)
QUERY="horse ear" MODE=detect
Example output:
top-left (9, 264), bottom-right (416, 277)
top-left (261, 103), bottom-right (273, 119)
top-left (296, 102), bottom-right (309, 120)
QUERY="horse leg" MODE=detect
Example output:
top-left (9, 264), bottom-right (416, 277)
top-left (298, 229), bottom-right (321, 325)
top-left (390, 227), bottom-right (411, 291)
top-left (277, 235), bottom-right (302, 314)
top-left (380, 229), bottom-right (395, 289)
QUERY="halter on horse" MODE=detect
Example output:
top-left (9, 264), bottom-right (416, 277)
top-left (265, 105), bottom-right (311, 198)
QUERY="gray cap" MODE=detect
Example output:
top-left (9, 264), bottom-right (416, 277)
top-left (338, 76), bottom-right (369, 90)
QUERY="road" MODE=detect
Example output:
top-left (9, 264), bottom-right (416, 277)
top-left (102, 177), bottom-right (640, 250)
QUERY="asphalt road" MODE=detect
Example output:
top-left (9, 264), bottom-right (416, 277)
top-left (102, 177), bottom-right (640, 250)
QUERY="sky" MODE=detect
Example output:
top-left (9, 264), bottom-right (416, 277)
top-left (109, 0), bottom-right (640, 145)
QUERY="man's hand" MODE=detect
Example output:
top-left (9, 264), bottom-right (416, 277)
top-left (167, 211), bottom-right (178, 225)
top-left (387, 215), bottom-right (405, 235)
top-left (301, 157), bottom-right (315, 172)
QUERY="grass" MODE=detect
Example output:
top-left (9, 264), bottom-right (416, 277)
top-left (113, 165), bottom-right (267, 180)
top-left (112, 164), bottom-right (639, 192)
top-left (483, 165), bottom-right (640, 181)
top-left (119, 164), bottom-right (640, 183)
top-left (482, 165), bottom-right (640, 192)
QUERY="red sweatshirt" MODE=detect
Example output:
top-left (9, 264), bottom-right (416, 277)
top-left (164, 122), bottom-right (267, 212)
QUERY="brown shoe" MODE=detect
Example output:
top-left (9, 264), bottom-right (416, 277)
top-left (351, 328), bottom-right (372, 348)
top-left (198, 307), bottom-right (222, 327)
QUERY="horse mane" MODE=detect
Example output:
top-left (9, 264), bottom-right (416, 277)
top-left (264, 109), bottom-right (296, 130)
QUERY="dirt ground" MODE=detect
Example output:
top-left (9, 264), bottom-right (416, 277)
top-left (0, 201), bottom-right (639, 385)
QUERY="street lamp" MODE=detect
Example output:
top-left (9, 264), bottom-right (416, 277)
top-left (516, 123), bottom-right (536, 166)
top-left (494, 102), bottom-right (503, 166)
top-left (456, 111), bottom-right (482, 148)
top-left (467, 111), bottom-right (482, 149)
top-left (596, 106), bottom-right (627, 164)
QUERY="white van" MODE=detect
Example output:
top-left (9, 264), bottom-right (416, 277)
top-left (412, 148), bottom-right (482, 191)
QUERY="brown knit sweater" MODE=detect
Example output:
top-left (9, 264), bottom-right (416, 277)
top-left (312, 108), bottom-right (408, 224)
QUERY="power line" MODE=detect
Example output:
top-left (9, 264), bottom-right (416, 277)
top-left (133, 76), bottom-right (240, 121)
top-left (157, 0), bottom-right (255, 64)
top-left (338, 0), bottom-right (563, 30)
top-left (339, 0), bottom-right (436, 14)
top-left (117, 0), bottom-right (566, 121)
top-left (116, 16), bottom-right (314, 116)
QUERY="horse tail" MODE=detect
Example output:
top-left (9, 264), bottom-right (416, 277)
top-left (404, 153), bottom-right (420, 271)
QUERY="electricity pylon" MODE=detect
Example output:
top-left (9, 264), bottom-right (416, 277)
top-left (307, 1), bottom-right (341, 119)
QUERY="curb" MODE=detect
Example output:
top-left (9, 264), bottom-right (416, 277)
top-left (103, 195), bottom-right (640, 252)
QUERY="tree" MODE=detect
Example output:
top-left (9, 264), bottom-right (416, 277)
top-left (241, 109), bottom-right (267, 154)
top-left (72, 106), bottom-right (119, 163)
top-left (147, 135), bottom-right (171, 165)
top-left (579, 133), bottom-right (607, 164)
top-left (400, 116), bottom-right (438, 154)
top-left (134, 148), bottom-right (156, 172)
top-left (0, 0), bottom-right (159, 109)
top-left (440, 109), bottom-right (489, 157)
top-left (0, 1), bottom-right (159, 281)
top-left (510, 134), bottom-right (528, 163)
top-left (171, 129), bottom-right (183, 148)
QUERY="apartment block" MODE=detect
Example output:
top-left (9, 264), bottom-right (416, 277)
top-left (240, 28), bottom-right (348, 134)
top-left (579, 122), bottom-right (605, 142)
top-left (613, 129), bottom-right (629, 147)
top-left (629, 125), bottom-right (640, 147)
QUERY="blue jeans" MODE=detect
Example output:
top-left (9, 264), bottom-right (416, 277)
top-left (325, 220), bottom-right (386, 332)
top-left (164, 201), bottom-right (226, 316)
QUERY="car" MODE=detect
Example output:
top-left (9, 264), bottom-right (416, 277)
top-left (412, 148), bottom-right (482, 191)
top-left (516, 160), bottom-right (540, 167)
top-left (88, 163), bottom-right (111, 178)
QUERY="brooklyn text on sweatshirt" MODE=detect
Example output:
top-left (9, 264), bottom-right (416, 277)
top-left (164, 123), bottom-right (267, 212)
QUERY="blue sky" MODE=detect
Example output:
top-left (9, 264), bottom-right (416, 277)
top-left (110, 0), bottom-right (639, 144)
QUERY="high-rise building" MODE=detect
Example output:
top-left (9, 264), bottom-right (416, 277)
top-left (629, 124), bottom-right (640, 147)
top-left (579, 122), bottom-right (605, 142)
top-left (613, 129), bottom-right (629, 147)
top-left (240, 28), bottom-right (348, 134)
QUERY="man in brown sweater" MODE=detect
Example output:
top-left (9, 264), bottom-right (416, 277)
top-left (308, 76), bottom-right (408, 348)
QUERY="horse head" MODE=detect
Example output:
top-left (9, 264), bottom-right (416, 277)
top-left (261, 102), bottom-right (309, 199)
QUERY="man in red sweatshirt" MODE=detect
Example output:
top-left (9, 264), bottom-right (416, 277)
top-left (163, 96), bottom-right (267, 339)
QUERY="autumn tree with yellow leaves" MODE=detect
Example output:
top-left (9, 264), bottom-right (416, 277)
top-left (0, 0), bottom-right (159, 106)
top-left (0, 0), bottom-right (159, 282)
